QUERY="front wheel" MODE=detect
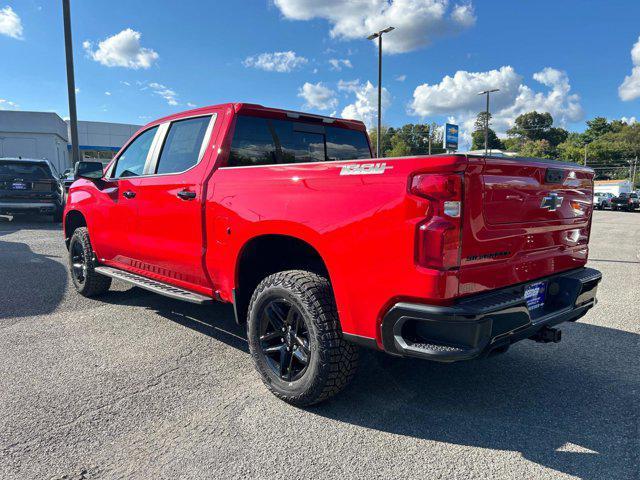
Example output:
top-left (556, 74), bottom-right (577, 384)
top-left (68, 227), bottom-right (112, 297)
top-left (247, 270), bottom-right (358, 406)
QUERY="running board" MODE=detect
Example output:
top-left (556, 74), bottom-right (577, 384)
top-left (94, 266), bottom-right (213, 304)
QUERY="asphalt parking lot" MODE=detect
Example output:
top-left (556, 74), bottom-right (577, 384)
top-left (0, 211), bottom-right (638, 480)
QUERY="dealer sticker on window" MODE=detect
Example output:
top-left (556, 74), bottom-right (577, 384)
top-left (524, 281), bottom-right (546, 311)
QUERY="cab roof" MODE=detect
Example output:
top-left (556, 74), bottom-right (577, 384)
top-left (145, 103), bottom-right (368, 132)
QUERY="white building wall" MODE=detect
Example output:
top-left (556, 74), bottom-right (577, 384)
top-left (0, 111), bottom-right (141, 174)
top-left (74, 121), bottom-right (140, 150)
top-left (0, 111), bottom-right (70, 173)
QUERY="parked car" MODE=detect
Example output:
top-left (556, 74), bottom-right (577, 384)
top-left (0, 157), bottom-right (65, 222)
top-left (63, 103), bottom-right (602, 405)
top-left (593, 192), bottom-right (614, 209)
top-left (611, 192), bottom-right (639, 211)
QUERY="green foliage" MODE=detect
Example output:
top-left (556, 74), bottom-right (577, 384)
top-left (519, 139), bottom-right (554, 158)
top-left (471, 111), bottom-right (505, 150)
top-left (370, 122), bottom-right (446, 157)
top-left (386, 135), bottom-right (412, 157)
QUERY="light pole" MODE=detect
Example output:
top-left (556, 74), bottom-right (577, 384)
top-left (367, 26), bottom-right (394, 158)
top-left (62, 0), bottom-right (80, 166)
top-left (478, 89), bottom-right (499, 156)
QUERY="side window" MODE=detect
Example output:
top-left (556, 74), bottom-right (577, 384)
top-left (112, 126), bottom-right (158, 178)
top-left (228, 116), bottom-right (277, 167)
top-left (155, 116), bottom-right (212, 175)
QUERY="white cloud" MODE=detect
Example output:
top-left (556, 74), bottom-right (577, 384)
top-left (0, 6), bottom-right (23, 39)
top-left (298, 82), bottom-right (338, 111)
top-left (243, 51), bottom-right (308, 72)
top-left (409, 66), bottom-right (583, 146)
top-left (148, 82), bottom-right (178, 106)
top-left (121, 81), bottom-right (131, 87)
top-left (83, 29), bottom-right (159, 69)
top-left (395, 74), bottom-right (407, 82)
top-left (273, 0), bottom-right (476, 54)
top-left (619, 36), bottom-right (640, 101)
top-left (621, 116), bottom-right (637, 124)
top-left (186, 102), bottom-right (197, 108)
top-left (104, 91), bottom-right (112, 96)
top-left (75, 87), bottom-right (80, 94)
top-left (329, 58), bottom-right (352, 71)
top-left (339, 80), bottom-right (391, 127)
top-left (0, 98), bottom-right (19, 109)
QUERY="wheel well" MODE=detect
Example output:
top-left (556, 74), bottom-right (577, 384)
top-left (64, 210), bottom-right (86, 249)
top-left (234, 235), bottom-right (329, 325)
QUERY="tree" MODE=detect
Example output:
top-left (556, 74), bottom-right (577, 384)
top-left (583, 117), bottom-right (612, 142)
top-left (385, 134), bottom-right (412, 157)
top-left (520, 139), bottom-right (554, 158)
top-left (507, 111), bottom-right (554, 141)
top-left (368, 126), bottom-right (393, 157)
top-left (471, 111), bottom-right (505, 150)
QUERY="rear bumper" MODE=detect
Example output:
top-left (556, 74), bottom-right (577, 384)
top-left (380, 267), bottom-right (602, 362)
top-left (0, 201), bottom-right (58, 214)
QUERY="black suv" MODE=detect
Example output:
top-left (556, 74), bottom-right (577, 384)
top-left (0, 158), bottom-right (65, 222)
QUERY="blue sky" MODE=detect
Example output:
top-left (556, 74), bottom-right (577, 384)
top-left (1, 0), bottom-right (639, 145)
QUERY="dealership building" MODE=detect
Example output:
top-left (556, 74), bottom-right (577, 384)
top-left (0, 110), bottom-right (141, 173)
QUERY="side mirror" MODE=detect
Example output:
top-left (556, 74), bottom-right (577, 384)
top-left (75, 161), bottom-right (104, 180)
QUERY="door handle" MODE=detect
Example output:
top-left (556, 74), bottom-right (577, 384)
top-left (123, 190), bottom-right (136, 199)
top-left (177, 190), bottom-right (196, 200)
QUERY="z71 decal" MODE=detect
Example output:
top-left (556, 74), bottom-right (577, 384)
top-left (339, 162), bottom-right (393, 176)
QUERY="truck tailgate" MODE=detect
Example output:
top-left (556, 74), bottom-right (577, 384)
top-left (459, 157), bottom-right (594, 296)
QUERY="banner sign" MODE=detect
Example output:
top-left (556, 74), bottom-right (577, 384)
top-left (444, 123), bottom-right (459, 151)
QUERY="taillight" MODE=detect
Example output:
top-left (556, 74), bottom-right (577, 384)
top-left (411, 173), bottom-right (463, 270)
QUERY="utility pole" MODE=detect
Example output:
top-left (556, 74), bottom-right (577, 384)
top-left (367, 26), bottom-right (394, 158)
top-left (62, 0), bottom-right (80, 166)
top-left (478, 89), bottom-right (499, 156)
top-left (428, 133), bottom-right (432, 155)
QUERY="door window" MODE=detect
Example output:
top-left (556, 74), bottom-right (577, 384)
top-left (112, 126), bottom-right (158, 178)
top-left (155, 116), bottom-right (212, 174)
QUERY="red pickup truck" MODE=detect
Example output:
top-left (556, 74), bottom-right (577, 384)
top-left (64, 103), bottom-right (601, 405)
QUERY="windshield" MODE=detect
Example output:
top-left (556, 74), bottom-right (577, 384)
top-left (0, 161), bottom-right (52, 180)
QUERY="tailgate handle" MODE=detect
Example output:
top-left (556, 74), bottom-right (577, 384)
top-left (545, 168), bottom-right (564, 184)
top-left (122, 190), bottom-right (136, 199)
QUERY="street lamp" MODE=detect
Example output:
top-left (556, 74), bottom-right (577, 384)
top-left (62, 0), bottom-right (80, 166)
top-left (367, 26), bottom-right (395, 158)
top-left (478, 89), bottom-right (499, 156)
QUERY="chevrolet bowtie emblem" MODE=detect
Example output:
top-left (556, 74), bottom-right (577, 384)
top-left (540, 192), bottom-right (563, 211)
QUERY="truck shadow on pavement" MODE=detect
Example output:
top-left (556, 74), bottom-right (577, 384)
top-left (316, 323), bottom-right (638, 480)
top-left (0, 217), bottom-right (67, 320)
top-left (102, 288), bottom-right (637, 480)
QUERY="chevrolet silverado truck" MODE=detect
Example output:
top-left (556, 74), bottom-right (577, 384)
top-left (64, 103), bottom-right (602, 405)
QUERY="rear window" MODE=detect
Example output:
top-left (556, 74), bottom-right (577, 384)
top-left (0, 161), bottom-right (52, 180)
top-left (227, 115), bottom-right (371, 167)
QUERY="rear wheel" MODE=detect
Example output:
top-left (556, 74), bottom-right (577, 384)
top-left (247, 270), bottom-right (358, 406)
top-left (68, 227), bottom-right (111, 297)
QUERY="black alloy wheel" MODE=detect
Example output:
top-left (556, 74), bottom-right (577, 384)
top-left (70, 237), bottom-right (87, 285)
top-left (258, 298), bottom-right (311, 382)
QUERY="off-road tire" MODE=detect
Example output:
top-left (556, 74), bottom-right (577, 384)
top-left (247, 270), bottom-right (358, 406)
top-left (68, 227), bottom-right (111, 297)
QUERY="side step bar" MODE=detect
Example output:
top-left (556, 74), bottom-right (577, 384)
top-left (94, 266), bottom-right (213, 305)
